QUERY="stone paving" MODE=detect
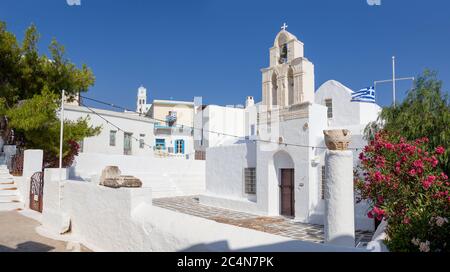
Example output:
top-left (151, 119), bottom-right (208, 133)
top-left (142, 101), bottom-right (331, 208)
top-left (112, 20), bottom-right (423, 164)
top-left (153, 196), bottom-right (374, 247)
top-left (0, 211), bottom-right (91, 252)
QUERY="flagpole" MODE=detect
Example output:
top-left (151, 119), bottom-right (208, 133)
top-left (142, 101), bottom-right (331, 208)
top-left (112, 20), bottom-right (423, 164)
top-left (59, 89), bottom-right (65, 210)
top-left (59, 89), bottom-right (65, 170)
top-left (392, 56), bottom-right (396, 108)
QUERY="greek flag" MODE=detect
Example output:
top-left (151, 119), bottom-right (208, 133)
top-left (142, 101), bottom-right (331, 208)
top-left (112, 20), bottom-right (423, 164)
top-left (351, 86), bottom-right (376, 103)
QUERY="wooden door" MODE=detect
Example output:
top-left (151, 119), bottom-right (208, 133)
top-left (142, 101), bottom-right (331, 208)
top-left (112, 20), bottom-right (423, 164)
top-left (280, 169), bottom-right (295, 217)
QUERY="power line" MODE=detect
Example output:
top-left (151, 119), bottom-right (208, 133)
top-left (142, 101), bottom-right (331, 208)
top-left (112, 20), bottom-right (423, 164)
top-left (79, 95), bottom-right (364, 151)
top-left (80, 101), bottom-right (198, 156)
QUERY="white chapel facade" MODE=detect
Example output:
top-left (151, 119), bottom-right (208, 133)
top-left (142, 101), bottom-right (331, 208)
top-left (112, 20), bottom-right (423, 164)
top-left (200, 26), bottom-right (381, 231)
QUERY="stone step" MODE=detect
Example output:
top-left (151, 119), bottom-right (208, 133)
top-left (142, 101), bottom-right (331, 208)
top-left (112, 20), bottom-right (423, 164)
top-left (0, 195), bottom-right (21, 202)
top-left (0, 178), bottom-right (14, 184)
top-left (0, 188), bottom-right (19, 196)
top-left (0, 183), bottom-right (18, 189)
top-left (0, 201), bottom-right (24, 211)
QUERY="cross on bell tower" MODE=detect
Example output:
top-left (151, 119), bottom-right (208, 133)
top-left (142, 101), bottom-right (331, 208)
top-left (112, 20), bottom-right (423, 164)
top-left (281, 23), bottom-right (288, 31)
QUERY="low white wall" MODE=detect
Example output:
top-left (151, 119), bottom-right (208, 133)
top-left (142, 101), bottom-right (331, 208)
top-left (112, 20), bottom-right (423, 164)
top-left (42, 168), bottom-right (71, 234)
top-left (43, 179), bottom-right (365, 252)
top-left (70, 152), bottom-right (205, 198)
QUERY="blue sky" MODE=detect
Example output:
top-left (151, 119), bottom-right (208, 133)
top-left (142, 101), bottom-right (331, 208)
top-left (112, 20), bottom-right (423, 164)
top-left (1, 0), bottom-right (449, 109)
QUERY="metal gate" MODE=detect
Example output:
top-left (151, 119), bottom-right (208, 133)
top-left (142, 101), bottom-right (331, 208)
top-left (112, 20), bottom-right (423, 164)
top-left (29, 171), bottom-right (44, 213)
top-left (10, 153), bottom-right (24, 176)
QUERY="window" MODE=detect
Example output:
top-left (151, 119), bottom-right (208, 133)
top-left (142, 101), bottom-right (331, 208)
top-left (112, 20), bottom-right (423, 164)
top-left (175, 139), bottom-right (185, 154)
top-left (109, 130), bottom-right (117, 146)
top-left (325, 99), bottom-right (333, 118)
top-left (155, 139), bottom-right (166, 150)
top-left (139, 134), bottom-right (145, 149)
top-left (124, 132), bottom-right (133, 155)
top-left (244, 168), bottom-right (257, 195)
top-left (321, 165), bottom-right (326, 200)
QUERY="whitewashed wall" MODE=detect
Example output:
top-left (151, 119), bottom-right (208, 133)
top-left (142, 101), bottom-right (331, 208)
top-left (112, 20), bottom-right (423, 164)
top-left (315, 80), bottom-right (381, 134)
top-left (42, 178), bottom-right (366, 252)
top-left (201, 141), bottom-right (258, 213)
top-left (70, 152), bottom-right (205, 198)
top-left (200, 102), bottom-right (374, 231)
top-left (194, 105), bottom-right (246, 151)
top-left (64, 105), bottom-right (155, 156)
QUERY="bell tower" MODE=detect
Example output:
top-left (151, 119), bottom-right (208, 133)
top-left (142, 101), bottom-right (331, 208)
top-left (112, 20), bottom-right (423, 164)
top-left (137, 85), bottom-right (147, 114)
top-left (261, 24), bottom-right (315, 108)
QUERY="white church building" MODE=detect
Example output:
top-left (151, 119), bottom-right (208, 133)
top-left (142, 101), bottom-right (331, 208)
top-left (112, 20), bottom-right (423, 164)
top-left (199, 28), bottom-right (381, 231)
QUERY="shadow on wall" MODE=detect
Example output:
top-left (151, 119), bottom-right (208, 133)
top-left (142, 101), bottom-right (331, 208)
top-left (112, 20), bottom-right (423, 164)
top-left (0, 241), bottom-right (55, 252)
top-left (179, 236), bottom-right (366, 252)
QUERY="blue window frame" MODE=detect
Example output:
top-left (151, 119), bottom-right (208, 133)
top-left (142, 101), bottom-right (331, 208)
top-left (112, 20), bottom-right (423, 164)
top-left (174, 139), bottom-right (185, 154)
top-left (155, 138), bottom-right (166, 150)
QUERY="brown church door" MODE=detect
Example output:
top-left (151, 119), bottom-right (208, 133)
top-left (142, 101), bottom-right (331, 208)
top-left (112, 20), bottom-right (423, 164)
top-left (280, 169), bottom-right (295, 217)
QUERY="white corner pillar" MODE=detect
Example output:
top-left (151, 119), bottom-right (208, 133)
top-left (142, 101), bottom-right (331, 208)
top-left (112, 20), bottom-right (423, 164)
top-left (3, 145), bottom-right (17, 169)
top-left (20, 149), bottom-right (44, 205)
top-left (42, 168), bottom-right (70, 235)
top-left (323, 129), bottom-right (355, 247)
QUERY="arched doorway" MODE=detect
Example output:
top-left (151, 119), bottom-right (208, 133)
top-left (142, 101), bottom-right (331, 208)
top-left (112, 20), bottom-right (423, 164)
top-left (273, 151), bottom-right (295, 217)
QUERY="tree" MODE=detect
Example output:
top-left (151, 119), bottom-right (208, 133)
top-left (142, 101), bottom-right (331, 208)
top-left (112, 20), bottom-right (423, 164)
top-left (365, 70), bottom-right (450, 174)
top-left (0, 21), bottom-right (100, 166)
top-left (355, 131), bottom-right (449, 252)
top-left (0, 22), bottom-right (94, 107)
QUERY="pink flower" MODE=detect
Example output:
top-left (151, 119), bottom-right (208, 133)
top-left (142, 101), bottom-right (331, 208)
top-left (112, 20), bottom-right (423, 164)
top-left (409, 169), bottom-right (417, 176)
top-left (372, 206), bottom-right (386, 221)
top-left (422, 175), bottom-right (436, 190)
top-left (403, 217), bottom-right (411, 224)
top-left (431, 156), bottom-right (439, 167)
top-left (373, 171), bottom-right (384, 182)
top-left (377, 195), bottom-right (384, 204)
top-left (413, 160), bottom-right (424, 169)
top-left (359, 152), bottom-right (365, 160)
top-left (435, 146), bottom-right (445, 155)
top-left (385, 143), bottom-right (394, 150)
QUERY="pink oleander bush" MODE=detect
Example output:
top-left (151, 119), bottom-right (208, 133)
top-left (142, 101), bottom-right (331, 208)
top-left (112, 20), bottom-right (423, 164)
top-left (355, 131), bottom-right (449, 252)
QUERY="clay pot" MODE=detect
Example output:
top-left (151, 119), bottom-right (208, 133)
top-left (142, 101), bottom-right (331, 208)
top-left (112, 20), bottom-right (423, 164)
top-left (323, 129), bottom-right (351, 150)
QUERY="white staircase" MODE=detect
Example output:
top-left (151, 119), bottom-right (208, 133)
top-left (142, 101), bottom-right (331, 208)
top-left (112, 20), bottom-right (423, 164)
top-left (0, 163), bottom-right (24, 211)
top-left (127, 171), bottom-right (206, 199)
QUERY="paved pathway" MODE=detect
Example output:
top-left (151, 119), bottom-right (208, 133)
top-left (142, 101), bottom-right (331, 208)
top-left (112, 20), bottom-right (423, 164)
top-left (153, 196), bottom-right (374, 246)
top-left (0, 211), bottom-right (90, 252)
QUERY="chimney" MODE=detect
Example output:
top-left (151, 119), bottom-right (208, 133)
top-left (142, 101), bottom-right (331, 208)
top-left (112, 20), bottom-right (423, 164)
top-left (245, 96), bottom-right (255, 108)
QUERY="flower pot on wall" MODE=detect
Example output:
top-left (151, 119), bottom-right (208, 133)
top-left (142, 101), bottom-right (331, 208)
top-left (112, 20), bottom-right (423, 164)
top-left (323, 129), bottom-right (351, 151)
